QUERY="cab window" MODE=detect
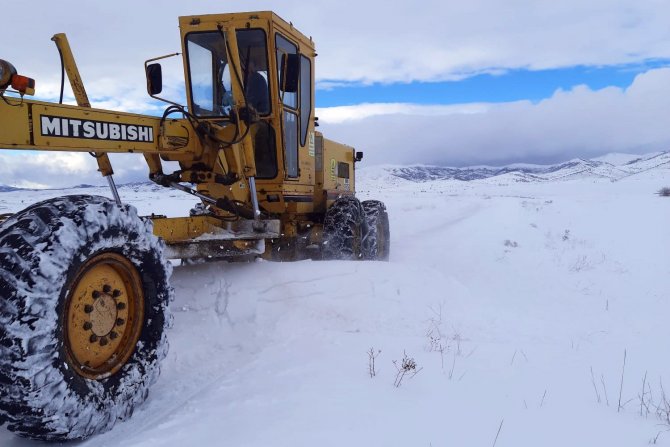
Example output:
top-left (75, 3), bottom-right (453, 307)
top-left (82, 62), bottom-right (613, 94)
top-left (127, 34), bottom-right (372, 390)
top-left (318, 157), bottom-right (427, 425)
top-left (299, 54), bottom-right (312, 147)
top-left (185, 32), bottom-right (233, 117)
top-left (275, 34), bottom-right (298, 109)
top-left (236, 29), bottom-right (271, 115)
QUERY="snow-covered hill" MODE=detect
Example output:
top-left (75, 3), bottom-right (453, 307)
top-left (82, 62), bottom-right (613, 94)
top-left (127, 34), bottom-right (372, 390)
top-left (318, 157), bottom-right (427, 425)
top-left (366, 151), bottom-right (670, 184)
top-left (0, 154), bottom-right (669, 446)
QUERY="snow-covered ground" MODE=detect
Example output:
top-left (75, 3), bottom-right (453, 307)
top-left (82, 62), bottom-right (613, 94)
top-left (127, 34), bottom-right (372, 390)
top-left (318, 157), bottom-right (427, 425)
top-left (1, 156), bottom-right (669, 446)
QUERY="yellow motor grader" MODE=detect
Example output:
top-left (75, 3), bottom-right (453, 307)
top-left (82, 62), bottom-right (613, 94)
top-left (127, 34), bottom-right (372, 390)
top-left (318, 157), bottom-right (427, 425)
top-left (0, 11), bottom-right (389, 441)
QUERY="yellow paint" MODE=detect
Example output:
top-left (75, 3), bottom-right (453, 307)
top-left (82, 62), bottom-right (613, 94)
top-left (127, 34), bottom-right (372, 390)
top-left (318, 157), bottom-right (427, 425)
top-left (0, 11), bottom-right (362, 248)
top-left (151, 216), bottom-right (221, 243)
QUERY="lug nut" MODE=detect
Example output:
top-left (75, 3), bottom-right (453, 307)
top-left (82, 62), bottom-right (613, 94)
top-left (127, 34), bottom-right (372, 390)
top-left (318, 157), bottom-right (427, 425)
top-left (116, 302), bottom-right (126, 310)
top-left (99, 337), bottom-right (108, 346)
top-left (109, 331), bottom-right (118, 340)
top-left (89, 334), bottom-right (98, 343)
top-left (116, 318), bottom-right (125, 326)
top-left (102, 284), bottom-right (112, 294)
top-left (83, 322), bottom-right (92, 330)
top-left (92, 290), bottom-right (101, 299)
top-left (84, 305), bottom-right (94, 314)
top-left (112, 289), bottom-right (121, 298)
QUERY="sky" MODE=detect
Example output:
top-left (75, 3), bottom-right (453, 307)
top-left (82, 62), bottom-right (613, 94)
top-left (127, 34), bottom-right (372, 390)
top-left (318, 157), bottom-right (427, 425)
top-left (1, 0), bottom-right (670, 187)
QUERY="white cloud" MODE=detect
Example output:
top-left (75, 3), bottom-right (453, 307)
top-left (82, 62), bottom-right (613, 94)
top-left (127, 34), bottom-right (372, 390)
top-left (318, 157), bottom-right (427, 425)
top-left (0, 152), bottom-right (96, 188)
top-left (3, 0), bottom-right (670, 98)
top-left (2, 3), bottom-right (670, 186)
top-left (318, 68), bottom-right (670, 166)
top-left (0, 152), bottom-right (156, 189)
top-left (0, 152), bottom-right (92, 175)
top-left (317, 103), bottom-right (491, 123)
top-left (284, 0), bottom-right (670, 84)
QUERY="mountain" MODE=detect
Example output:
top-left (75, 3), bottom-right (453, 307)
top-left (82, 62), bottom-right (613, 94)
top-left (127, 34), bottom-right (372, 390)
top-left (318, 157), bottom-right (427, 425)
top-left (364, 151), bottom-right (670, 183)
top-left (0, 181), bottom-right (158, 193)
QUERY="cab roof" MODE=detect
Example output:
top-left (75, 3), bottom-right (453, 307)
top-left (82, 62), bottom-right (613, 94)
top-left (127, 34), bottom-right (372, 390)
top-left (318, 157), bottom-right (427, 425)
top-left (178, 11), bottom-right (314, 53)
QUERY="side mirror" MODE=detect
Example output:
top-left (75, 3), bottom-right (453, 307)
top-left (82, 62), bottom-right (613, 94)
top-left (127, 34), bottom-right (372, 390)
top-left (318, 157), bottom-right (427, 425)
top-left (280, 53), bottom-right (300, 93)
top-left (355, 151), bottom-right (364, 162)
top-left (146, 63), bottom-right (163, 95)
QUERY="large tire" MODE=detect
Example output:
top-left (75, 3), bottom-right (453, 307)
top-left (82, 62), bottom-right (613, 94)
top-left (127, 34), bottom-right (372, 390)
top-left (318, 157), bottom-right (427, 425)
top-left (0, 195), bottom-right (172, 441)
top-left (322, 195), bottom-right (364, 260)
top-left (361, 200), bottom-right (391, 261)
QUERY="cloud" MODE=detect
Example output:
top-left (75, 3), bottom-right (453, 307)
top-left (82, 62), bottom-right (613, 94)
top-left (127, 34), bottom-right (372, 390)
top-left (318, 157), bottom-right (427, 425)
top-left (3, 0), bottom-right (670, 102)
top-left (318, 68), bottom-right (670, 166)
top-left (317, 103), bottom-right (491, 123)
top-left (2, 3), bottom-right (670, 186)
top-left (263, 1), bottom-right (670, 84)
top-left (0, 152), bottom-right (97, 188)
top-left (2, 69), bottom-right (668, 188)
top-left (0, 151), bottom-right (160, 188)
top-left (2, 68), bottom-right (667, 189)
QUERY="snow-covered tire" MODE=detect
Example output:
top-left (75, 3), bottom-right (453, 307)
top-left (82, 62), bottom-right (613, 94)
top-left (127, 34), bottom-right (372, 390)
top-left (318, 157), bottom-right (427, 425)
top-left (322, 195), bottom-right (364, 260)
top-left (361, 200), bottom-right (390, 261)
top-left (0, 195), bottom-right (172, 441)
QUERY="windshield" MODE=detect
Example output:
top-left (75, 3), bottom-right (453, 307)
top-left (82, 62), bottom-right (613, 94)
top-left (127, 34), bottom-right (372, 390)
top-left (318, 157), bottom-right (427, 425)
top-left (186, 30), bottom-right (270, 118)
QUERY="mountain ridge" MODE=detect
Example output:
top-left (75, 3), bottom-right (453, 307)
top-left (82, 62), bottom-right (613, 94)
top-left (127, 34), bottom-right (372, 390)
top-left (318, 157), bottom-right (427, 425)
top-left (363, 151), bottom-right (670, 183)
top-left (1, 152), bottom-right (668, 191)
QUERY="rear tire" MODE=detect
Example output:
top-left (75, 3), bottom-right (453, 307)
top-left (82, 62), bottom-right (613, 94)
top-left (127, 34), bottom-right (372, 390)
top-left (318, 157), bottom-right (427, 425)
top-left (0, 195), bottom-right (172, 441)
top-left (322, 195), bottom-right (364, 260)
top-left (361, 200), bottom-right (390, 261)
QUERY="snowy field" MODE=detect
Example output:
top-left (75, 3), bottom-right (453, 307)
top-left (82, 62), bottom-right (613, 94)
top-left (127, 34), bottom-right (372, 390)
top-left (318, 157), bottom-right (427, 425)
top-left (1, 155), bottom-right (669, 446)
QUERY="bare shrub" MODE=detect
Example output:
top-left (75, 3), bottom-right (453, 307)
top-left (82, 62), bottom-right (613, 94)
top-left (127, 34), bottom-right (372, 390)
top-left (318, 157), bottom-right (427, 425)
top-left (393, 351), bottom-right (422, 387)
top-left (368, 348), bottom-right (381, 378)
top-left (425, 304), bottom-right (446, 370)
top-left (593, 363), bottom-right (670, 442)
top-left (492, 419), bottom-right (504, 447)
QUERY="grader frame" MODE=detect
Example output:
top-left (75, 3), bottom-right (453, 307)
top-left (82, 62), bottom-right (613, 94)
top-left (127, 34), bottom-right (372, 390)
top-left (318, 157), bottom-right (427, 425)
top-left (0, 11), bottom-right (389, 442)
top-left (0, 11), bottom-right (359, 260)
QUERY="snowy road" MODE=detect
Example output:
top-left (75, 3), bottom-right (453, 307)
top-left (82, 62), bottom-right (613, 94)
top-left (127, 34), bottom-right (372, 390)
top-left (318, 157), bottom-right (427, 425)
top-left (1, 163), bottom-right (669, 446)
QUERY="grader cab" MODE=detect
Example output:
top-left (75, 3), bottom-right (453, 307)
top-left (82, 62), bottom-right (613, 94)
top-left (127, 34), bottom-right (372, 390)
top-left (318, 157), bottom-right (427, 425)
top-left (0, 11), bottom-right (389, 441)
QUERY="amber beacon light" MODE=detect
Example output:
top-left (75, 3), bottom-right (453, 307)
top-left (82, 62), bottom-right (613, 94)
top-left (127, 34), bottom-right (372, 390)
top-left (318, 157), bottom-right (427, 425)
top-left (0, 59), bottom-right (35, 95)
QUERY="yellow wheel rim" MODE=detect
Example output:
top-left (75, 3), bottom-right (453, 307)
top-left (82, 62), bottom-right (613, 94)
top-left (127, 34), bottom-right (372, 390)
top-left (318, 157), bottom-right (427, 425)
top-left (63, 252), bottom-right (144, 380)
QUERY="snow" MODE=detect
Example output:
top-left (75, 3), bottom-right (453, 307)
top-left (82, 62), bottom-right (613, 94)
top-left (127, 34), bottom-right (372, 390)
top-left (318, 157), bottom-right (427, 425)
top-left (1, 156), bottom-right (670, 446)
top-left (593, 152), bottom-right (647, 165)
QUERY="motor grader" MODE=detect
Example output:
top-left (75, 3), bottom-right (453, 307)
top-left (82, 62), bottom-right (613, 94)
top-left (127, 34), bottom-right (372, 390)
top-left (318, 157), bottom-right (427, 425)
top-left (0, 11), bottom-right (390, 441)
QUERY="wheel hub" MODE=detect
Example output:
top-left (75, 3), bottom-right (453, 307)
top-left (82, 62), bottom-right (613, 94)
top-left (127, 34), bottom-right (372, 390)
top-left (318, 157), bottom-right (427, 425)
top-left (63, 252), bottom-right (144, 380)
top-left (90, 293), bottom-right (118, 337)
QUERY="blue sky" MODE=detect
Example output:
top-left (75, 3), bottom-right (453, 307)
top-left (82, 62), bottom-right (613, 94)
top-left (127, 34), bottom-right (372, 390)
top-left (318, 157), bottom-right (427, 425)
top-left (317, 61), bottom-right (670, 107)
